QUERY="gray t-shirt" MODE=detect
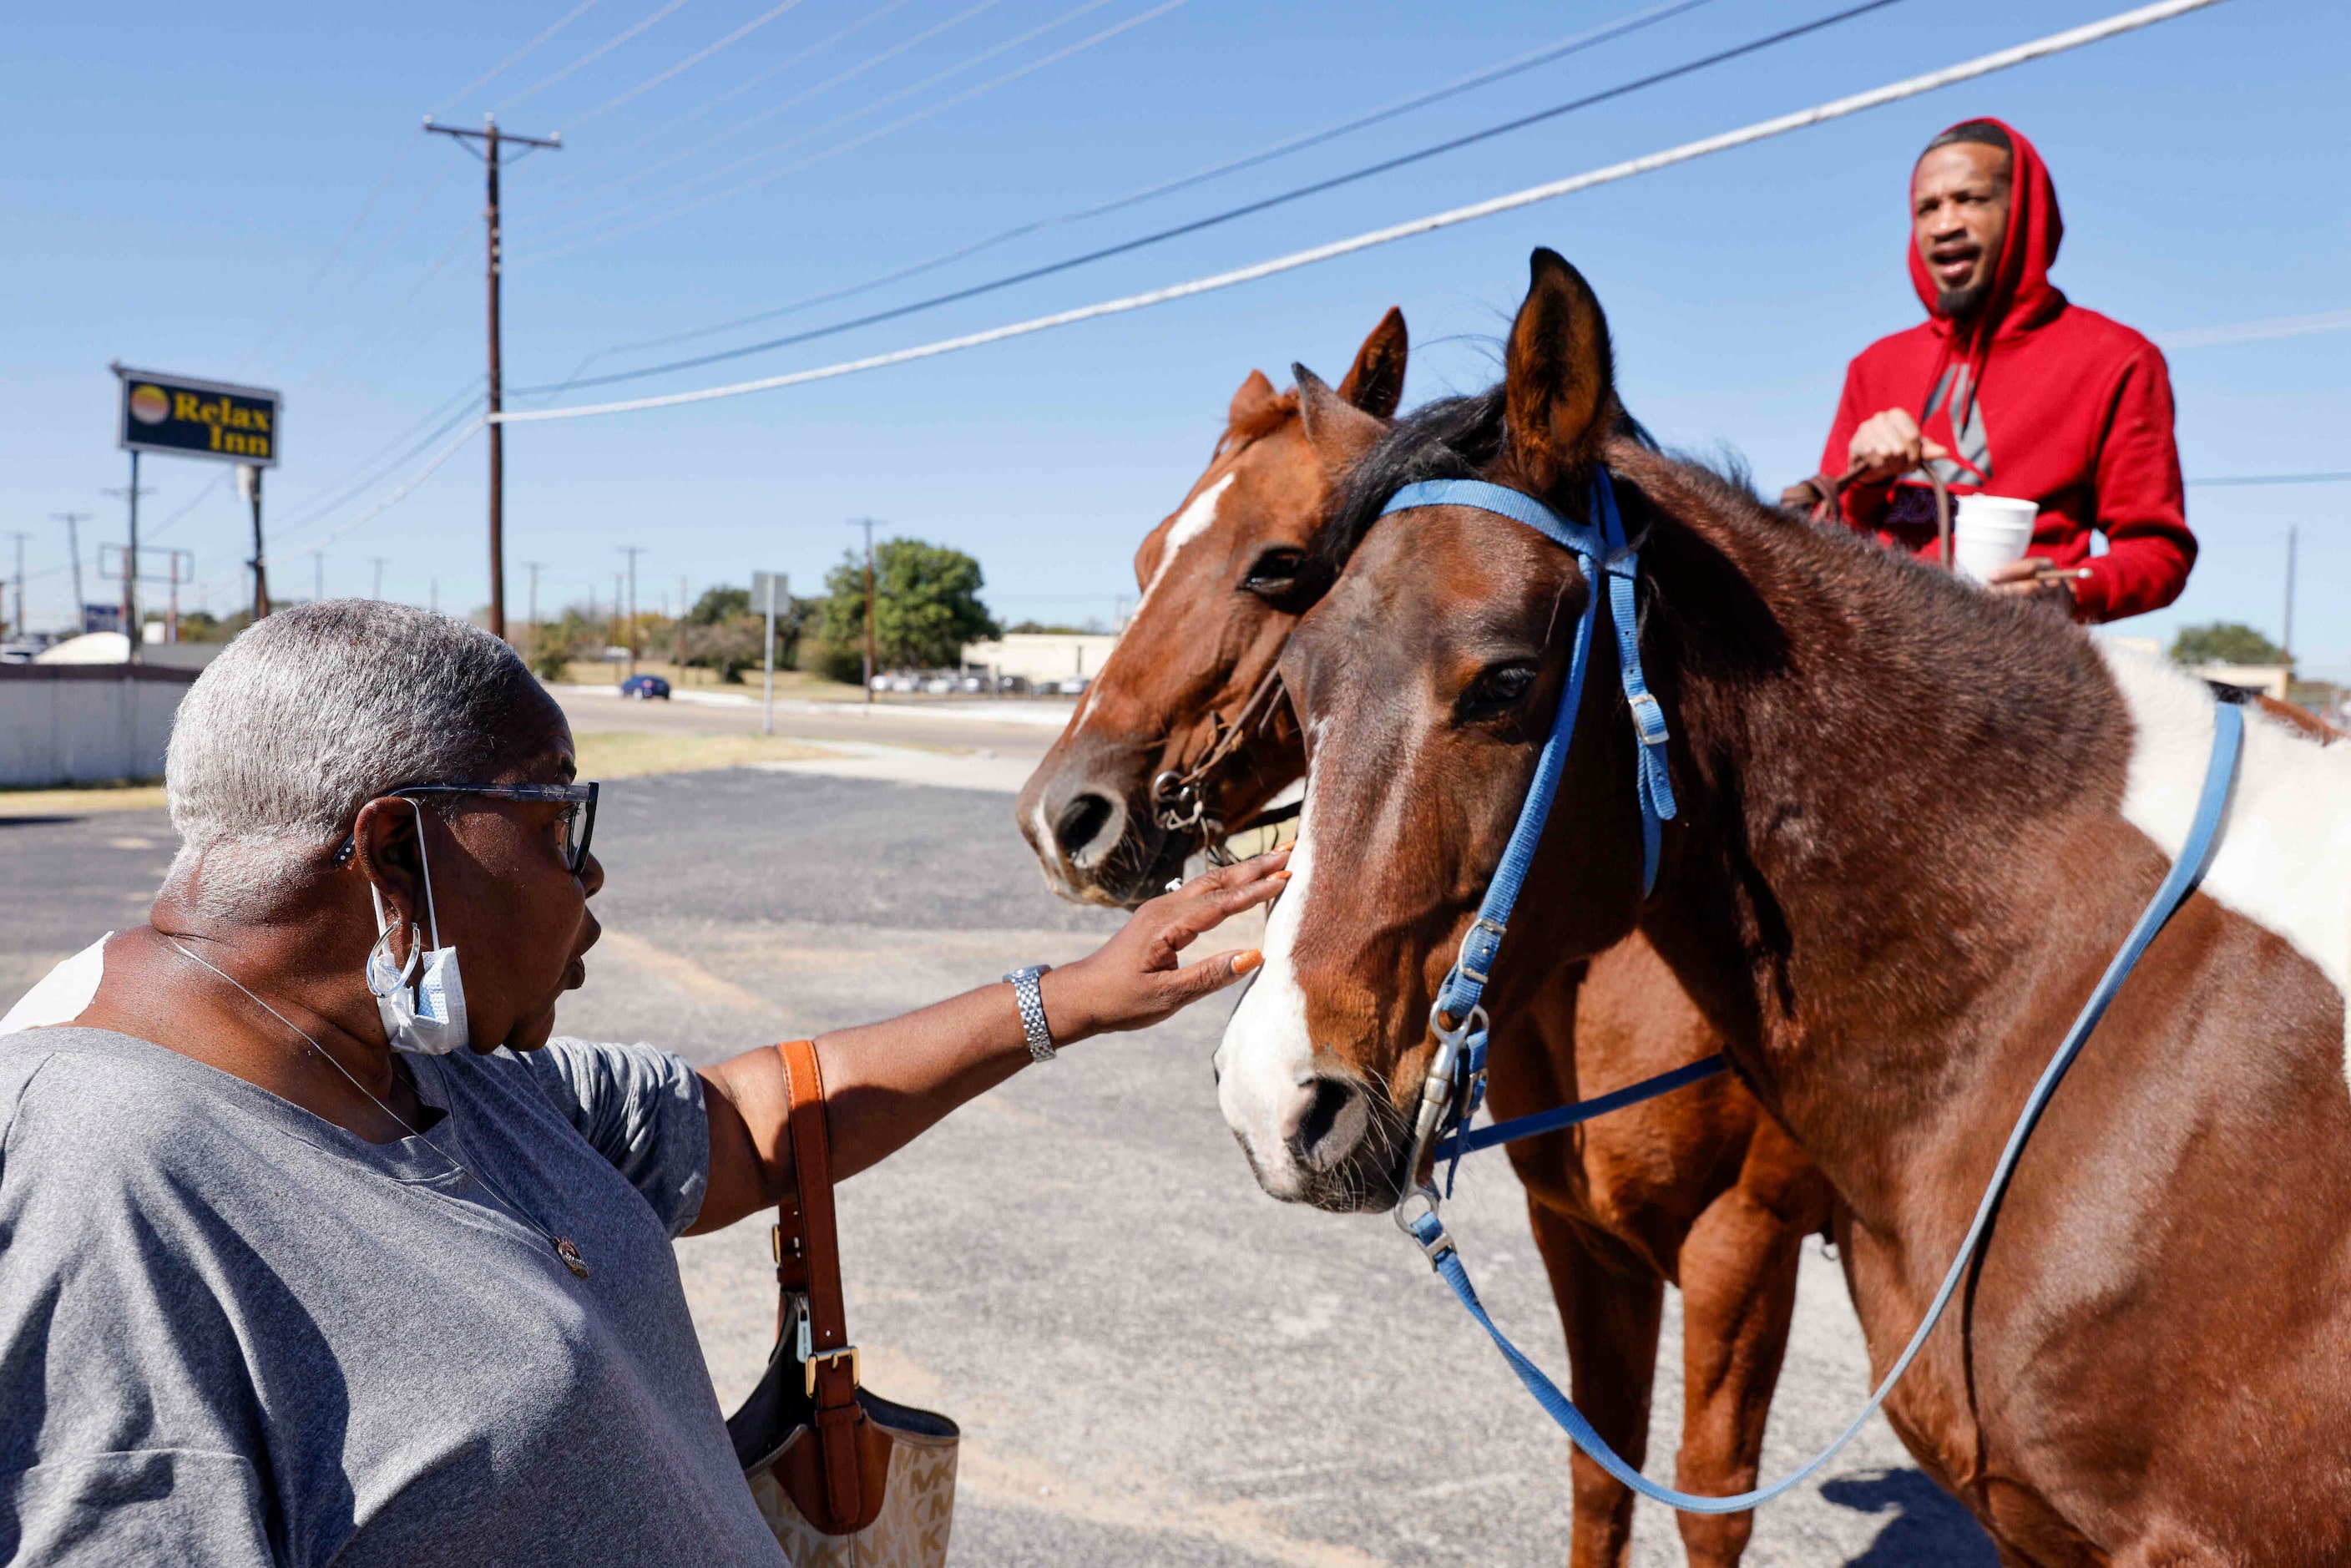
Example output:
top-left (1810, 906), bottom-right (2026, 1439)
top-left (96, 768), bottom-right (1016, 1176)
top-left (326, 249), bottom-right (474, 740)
top-left (0, 1027), bottom-right (786, 1567)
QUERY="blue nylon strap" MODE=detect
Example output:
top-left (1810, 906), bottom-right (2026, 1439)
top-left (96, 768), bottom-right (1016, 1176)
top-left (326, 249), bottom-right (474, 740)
top-left (1378, 474), bottom-right (1671, 1035)
top-left (1412, 701), bottom-right (2245, 1515)
top-left (1433, 1053), bottom-right (1727, 1162)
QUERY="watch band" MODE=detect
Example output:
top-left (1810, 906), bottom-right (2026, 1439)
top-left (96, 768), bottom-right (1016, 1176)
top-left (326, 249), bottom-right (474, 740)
top-left (1004, 964), bottom-right (1055, 1061)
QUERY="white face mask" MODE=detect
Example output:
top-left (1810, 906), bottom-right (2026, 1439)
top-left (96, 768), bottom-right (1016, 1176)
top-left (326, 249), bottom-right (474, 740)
top-left (365, 801), bottom-right (470, 1055)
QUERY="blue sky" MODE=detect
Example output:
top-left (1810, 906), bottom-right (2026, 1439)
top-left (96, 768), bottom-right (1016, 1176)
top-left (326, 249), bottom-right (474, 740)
top-left (7, 0), bottom-right (2344, 668)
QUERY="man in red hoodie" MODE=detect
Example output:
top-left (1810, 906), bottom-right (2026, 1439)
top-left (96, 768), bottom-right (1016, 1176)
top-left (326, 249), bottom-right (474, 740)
top-left (1803, 118), bottom-right (2194, 620)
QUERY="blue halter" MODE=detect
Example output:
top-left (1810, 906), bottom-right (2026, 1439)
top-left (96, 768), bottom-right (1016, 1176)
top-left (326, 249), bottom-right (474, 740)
top-left (1372, 471), bottom-right (2247, 1515)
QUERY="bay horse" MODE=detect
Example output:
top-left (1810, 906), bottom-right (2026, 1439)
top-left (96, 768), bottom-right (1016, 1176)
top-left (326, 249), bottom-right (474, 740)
top-left (1222, 247), bottom-right (2351, 1563)
top-left (1019, 315), bottom-right (1831, 1566)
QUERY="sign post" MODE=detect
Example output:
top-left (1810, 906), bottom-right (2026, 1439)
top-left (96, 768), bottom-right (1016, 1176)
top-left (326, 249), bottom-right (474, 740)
top-left (752, 571), bottom-right (787, 736)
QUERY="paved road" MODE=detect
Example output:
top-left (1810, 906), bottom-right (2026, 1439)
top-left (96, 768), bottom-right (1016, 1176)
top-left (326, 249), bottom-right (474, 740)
top-left (1, 774), bottom-right (1996, 1567)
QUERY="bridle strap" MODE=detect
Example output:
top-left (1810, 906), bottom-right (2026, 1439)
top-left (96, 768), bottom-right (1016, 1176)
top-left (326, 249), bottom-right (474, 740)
top-left (1152, 661), bottom-right (1292, 854)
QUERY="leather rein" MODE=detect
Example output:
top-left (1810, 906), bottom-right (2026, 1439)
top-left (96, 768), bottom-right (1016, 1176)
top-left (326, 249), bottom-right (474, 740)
top-left (1149, 661), bottom-right (1301, 866)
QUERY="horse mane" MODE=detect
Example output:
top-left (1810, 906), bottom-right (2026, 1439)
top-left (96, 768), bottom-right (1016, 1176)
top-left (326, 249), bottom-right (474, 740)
top-left (1216, 387), bottom-right (1301, 458)
top-left (1316, 386), bottom-right (1658, 575)
top-left (1316, 374), bottom-right (2116, 768)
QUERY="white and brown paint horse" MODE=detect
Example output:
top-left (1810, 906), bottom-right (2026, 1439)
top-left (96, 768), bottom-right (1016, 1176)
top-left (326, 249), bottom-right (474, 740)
top-left (1019, 314), bottom-right (1831, 1567)
top-left (1224, 248), bottom-right (2351, 1564)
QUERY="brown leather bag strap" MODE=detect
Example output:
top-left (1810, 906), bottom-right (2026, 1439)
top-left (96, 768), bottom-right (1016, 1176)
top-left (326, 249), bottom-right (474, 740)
top-left (774, 1039), bottom-right (867, 1527)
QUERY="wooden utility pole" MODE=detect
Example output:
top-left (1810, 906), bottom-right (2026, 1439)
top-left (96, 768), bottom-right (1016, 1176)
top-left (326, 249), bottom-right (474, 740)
top-left (619, 544), bottom-right (645, 678)
top-left (103, 455), bottom-right (156, 660)
top-left (523, 559), bottom-right (546, 664)
top-left (424, 113), bottom-right (560, 644)
top-left (851, 517), bottom-right (881, 704)
top-left (51, 513), bottom-right (90, 629)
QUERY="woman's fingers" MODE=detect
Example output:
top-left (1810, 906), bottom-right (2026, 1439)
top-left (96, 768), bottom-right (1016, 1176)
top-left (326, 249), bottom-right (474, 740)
top-left (1143, 855), bottom-right (1289, 969)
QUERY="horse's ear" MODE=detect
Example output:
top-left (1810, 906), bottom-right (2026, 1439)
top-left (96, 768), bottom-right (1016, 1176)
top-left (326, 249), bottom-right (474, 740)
top-left (1228, 369), bottom-right (1282, 432)
top-left (1336, 306), bottom-right (1408, 418)
top-left (1503, 249), bottom-right (1615, 497)
top-left (1292, 363), bottom-right (1388, 477)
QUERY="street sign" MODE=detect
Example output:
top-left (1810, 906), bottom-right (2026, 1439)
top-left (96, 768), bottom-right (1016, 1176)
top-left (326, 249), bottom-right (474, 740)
top-left (752, 571), bottom-right (787, 735)
top-left (113, 364), bottom-right (282, 467)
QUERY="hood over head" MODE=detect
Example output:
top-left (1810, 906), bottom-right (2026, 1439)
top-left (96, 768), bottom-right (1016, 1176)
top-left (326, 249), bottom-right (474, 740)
top-left (1908, 117), bottom-right (2066, 346)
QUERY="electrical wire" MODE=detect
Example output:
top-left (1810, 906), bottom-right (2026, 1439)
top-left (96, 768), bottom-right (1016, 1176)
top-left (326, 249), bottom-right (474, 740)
top-left (536, 0), bottom-right (1187, 258)
top-left (432, 0), bottom-right (604, 116)
top-left (529, 0), bottom-right (1009, 222)
top-left (533, 0), bottom-right (1726, 384)
top-left (292, 225), bottom-right (477, 395)
top-left (535, 0), bottom-right (1127, 238)
top-left (265, 418), bottom-right (490, 565)
top-left (523, 0), bottom-right (1901, 387)
top-left (270, 382), bottom-right (490, 535)
top-left (525, 0), bottom-right (920, 196)
top-left (498, 0), bottom-right (696, 114)
top-left (255, 169), bottom-right (458, 379)
top-left (568, 0), bottom-right (814, 128)
top-left (488, 0), bottom-right (2228, 425)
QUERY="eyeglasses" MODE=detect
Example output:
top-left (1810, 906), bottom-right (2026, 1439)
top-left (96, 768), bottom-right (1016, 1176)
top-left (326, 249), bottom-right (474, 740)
top-left (334, 781), bottom-right (601, 875)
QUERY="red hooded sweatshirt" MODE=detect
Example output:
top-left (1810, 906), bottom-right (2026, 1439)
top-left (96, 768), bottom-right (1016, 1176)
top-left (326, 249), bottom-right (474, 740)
top-left (1820, 119), bottom-right (2194, 621)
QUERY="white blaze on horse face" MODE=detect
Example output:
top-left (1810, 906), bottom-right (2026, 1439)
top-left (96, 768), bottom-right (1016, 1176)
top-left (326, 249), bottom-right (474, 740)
top-left (2097, 644), bottom-right (2351, 1082)
top-left (1216, 766), bottom-right (1325, 1199)
top-left (1075, 472), bottom-right (1236, 731)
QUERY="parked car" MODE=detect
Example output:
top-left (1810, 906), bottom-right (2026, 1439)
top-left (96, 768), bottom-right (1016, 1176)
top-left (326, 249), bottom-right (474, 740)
top-left (1053, 675), bottom-right (1091, 695)
top-left (920, 675), bottom-right (954, 694)
top-left (619, 674), bottom-right (670, 700)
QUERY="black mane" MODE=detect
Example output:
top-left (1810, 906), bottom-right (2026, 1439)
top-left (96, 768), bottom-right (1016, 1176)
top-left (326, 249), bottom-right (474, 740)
top-left (1317, 385), bottom-right (1658, 577)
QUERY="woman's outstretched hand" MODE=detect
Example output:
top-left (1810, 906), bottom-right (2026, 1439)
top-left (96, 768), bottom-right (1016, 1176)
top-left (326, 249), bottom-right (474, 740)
top-left (1041, 850), bottom-right (1290, 1040)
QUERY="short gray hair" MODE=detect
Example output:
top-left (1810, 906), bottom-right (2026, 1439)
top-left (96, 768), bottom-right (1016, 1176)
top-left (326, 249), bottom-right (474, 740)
top-left (165, 600), bottom-right (544, 913)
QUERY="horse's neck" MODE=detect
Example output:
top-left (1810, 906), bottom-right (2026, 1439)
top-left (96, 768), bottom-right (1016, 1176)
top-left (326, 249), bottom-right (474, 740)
top-left (1630, 471), bottom-right (2141, 1220)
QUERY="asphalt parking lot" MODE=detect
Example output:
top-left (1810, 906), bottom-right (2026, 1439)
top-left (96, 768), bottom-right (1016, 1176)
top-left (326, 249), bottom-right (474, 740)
top-left (1, 766), bottom-right (1997, 1567)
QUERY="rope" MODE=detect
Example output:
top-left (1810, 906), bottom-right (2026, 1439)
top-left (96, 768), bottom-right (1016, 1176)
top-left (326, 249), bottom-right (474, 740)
top-left (496, 0), bottom-right (2232, 426)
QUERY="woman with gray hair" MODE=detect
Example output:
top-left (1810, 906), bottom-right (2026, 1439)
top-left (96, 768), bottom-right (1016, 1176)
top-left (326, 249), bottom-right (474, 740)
top-left (0, 600), bottom-right (1284, 1566)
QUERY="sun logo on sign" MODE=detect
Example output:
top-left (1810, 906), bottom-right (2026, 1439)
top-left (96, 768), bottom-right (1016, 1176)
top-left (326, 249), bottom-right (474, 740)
top-left (129, 384), bottom-right (170, 426)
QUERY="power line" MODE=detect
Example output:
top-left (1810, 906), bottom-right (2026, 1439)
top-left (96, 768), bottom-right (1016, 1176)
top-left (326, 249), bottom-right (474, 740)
top-left (2187, 472), bottom-right (2351, 488)
top-left (526, 0), bottom-right (920, 197)
top-left (433, 0), bottom-right (605, 115)
top-left (533, 0), bottom-right (1727, 384)
top-left (498, 0), bottom-right (695, 114)
top-left (529, 0), bottom-right (1009, 223)
top-left (523, 0), bottom-right (1902, 388)
top-left (535, 0), bottom-right (1196, 260)
top-left (255, 168), bottom-right (458, 378)
top-left (291, 222), bottom-right (477, 395)
top-left (266, 418), bottom-right (490, 565)
top-left (569, 0), bottom-right (815, 128)
top-left (493, 0), bottom-right (2231, 426)
top-left (536, 0), bottom-right (1140, 242)
top-left (2156, 308), bottom-right (2351, 350)
top-left (270, 382), bottom-right (490, 536)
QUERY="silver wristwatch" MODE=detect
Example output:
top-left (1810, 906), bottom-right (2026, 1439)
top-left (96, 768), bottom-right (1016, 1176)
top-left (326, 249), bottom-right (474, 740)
top-left (1004, 964), bottom-right (1056, 1062)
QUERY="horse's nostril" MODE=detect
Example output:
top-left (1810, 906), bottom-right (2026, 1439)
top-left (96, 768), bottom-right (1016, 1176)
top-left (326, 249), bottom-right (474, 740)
top-left (1291, 1078), bottom-right (1352, 1159)
top-left (1054, 793), bottom-right (1116, 857)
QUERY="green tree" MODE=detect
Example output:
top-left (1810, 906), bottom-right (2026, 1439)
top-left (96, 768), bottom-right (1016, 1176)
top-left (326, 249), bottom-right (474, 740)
top-left (818, 539), bottom-right (1000, 681)
top-left (2169, 622), bottom-right (2287, 665)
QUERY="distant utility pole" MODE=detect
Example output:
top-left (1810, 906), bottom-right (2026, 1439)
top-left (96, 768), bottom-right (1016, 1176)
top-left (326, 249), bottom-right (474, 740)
top-left (2275, 524), bottom-right (2294, 667)
top-left (619, 545), bottom-right (645, 678)
top-left (675, 573), bottom-right (688, 673)
top-left (6, 532), bottom-right (27, 641)
top-left (850, 517), bottom-right (881, 704)
top-left (523, 559), bottom-right (547, 664)
top-left (431, 578), bottom-right (440, 615)
top-left (424, 112), bottom-right (561, 645)
top-left (235, 463), bottom-right (268, 625)
top-left (51, 512), bottom-right (90, 629)
top-left (103, 461), bottom-right (157, 660)
top-left (371, 556), bottom-right (386, 600)
top-left (312, 549), bottom-right (324, 604)
top-left (613, 571), bottom-right (624, 665)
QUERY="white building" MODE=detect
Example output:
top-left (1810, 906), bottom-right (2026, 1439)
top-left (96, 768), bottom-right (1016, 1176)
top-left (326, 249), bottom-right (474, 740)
top-left (962, 632), bottom-right (1120, 685)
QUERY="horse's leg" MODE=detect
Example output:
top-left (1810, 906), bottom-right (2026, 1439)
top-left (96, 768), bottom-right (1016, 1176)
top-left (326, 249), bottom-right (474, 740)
top-left (1669, 1124), bottom-right (1823, 1568)
top-left (1528, 1197), bottom-right (1665, 1568)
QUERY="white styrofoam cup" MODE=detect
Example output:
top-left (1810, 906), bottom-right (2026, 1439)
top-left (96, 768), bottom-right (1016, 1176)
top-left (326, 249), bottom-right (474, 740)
top-left (1951, 493), bottom-right (2039, 584)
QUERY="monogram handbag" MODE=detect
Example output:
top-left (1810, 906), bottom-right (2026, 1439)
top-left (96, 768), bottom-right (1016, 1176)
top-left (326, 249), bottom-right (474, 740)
top-left (726, 1038), bottom-right (960, 1566)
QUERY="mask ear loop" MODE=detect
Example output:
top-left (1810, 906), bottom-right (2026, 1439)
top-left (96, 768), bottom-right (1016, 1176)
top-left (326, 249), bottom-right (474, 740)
top-left (407, 800), bottom-right (443, 953)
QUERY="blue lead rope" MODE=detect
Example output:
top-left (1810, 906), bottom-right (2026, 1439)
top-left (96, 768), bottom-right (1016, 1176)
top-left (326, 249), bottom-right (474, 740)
top-left (1407, 699), bottom-right (2244, 1514)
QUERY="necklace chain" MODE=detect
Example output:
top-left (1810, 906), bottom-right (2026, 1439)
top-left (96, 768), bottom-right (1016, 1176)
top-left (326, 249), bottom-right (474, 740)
top-left (162, 936), bottom-right (590, 1280)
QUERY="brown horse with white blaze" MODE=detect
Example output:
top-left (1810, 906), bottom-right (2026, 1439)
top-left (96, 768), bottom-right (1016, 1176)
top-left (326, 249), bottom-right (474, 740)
top-left (1233, 247), bottom-right (2351, 1562)
top-left (1024, 314), bottom-right (1831, 1567)
top-left (1016, 311), bottom-right (1407, 907)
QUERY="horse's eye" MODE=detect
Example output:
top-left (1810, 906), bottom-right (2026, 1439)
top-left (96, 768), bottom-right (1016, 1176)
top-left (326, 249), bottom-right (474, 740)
top-left (1464, 662), bottom-right (1537, 716)
top-left (1241, 549), bottom-right (1305, 597)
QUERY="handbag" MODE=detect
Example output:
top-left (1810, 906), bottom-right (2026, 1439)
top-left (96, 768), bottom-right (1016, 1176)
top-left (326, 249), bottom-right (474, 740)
top-left (727, 1038), bottom-right (960, 1566)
